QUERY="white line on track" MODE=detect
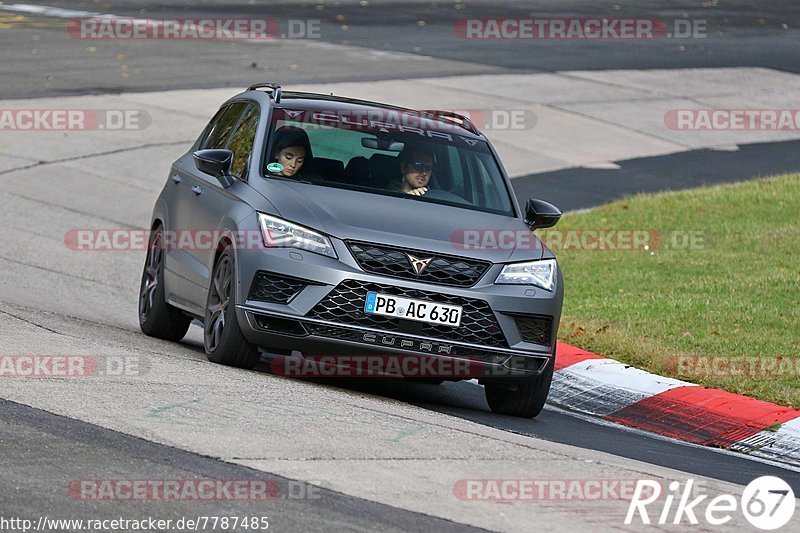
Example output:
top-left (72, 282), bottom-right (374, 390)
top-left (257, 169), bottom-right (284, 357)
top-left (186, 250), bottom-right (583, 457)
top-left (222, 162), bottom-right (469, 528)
top-left (0, 2), bottom-right (109, 18)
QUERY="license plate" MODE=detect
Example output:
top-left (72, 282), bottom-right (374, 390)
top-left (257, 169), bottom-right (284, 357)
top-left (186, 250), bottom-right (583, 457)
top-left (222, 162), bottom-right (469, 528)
top-left (364, 292), bottom-right (462, 327)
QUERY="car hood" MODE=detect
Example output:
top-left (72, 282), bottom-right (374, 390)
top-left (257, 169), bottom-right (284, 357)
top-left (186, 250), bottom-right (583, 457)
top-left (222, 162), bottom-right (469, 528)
top-left (254, 180), bottom-right (544, 263)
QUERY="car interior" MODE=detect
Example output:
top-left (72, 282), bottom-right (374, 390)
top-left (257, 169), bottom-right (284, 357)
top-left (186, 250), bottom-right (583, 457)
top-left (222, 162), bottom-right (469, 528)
top-left (264, 122), bottom-right (512, 214)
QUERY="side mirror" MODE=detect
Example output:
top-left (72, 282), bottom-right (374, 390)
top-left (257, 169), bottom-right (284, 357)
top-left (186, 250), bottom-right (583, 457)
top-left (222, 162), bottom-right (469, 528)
top-left (193, 149), bottom-right (235, 188)
top-left (525, 198), bottom-right (562, 229)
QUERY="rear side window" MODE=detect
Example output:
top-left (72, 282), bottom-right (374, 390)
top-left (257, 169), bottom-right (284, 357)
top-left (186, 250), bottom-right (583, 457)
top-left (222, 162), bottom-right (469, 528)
top-left (202, 102), bottom-right (248, 149)
top-left (228, 104), bottom-right (260, 179)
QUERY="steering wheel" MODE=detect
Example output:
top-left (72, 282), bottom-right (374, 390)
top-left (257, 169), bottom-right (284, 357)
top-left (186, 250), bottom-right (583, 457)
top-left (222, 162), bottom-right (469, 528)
top-left (422, 189), bottom-right (468, 203)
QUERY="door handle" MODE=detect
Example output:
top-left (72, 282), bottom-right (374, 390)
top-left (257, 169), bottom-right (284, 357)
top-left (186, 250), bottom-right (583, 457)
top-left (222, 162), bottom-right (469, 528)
top-left (191, 185), bottom-right (203, 196)
top-left (171, 175), bottom-right (182, 184)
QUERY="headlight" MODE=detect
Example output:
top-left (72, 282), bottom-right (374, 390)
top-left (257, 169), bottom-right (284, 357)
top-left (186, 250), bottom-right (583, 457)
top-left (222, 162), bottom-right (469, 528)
top-left (495, 259), bottom-right (557, 291)
top-left (257, 213), bottom-right (337, 258)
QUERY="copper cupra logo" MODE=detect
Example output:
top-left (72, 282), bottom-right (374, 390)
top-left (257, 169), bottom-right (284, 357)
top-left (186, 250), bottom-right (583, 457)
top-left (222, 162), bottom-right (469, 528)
top-left (406, 253), bottom-right (433, 275)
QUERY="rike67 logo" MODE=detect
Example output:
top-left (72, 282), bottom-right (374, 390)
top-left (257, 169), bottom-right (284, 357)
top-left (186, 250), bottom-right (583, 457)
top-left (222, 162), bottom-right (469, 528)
top-left (626, 477), bottom-right (795, 530)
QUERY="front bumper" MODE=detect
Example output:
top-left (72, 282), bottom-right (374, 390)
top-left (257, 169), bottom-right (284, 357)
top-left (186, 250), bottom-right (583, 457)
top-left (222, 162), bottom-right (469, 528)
top-left (233, 235), bottom-right (563, 381)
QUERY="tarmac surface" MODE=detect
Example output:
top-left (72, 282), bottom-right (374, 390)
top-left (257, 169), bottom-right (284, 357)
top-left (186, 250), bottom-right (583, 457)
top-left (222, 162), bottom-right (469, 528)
top-left (1, 1), bottom-right (799, 531)
top-left (1, 0), bottom-right (800, 99)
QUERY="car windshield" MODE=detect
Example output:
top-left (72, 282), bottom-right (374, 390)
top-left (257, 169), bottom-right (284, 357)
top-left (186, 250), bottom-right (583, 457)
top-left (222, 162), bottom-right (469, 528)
top-left (262, 107), bottom-right (515, 216)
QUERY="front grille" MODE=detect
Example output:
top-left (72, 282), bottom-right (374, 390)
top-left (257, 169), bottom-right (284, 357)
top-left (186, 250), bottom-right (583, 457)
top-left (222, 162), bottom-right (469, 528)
top-left (306, 279), bottom-right (507, 348)
top-left (347, 241), bottom-right (489, 287)
top-left (513, 315), bottom-right (553, 346)
top-left (248, 272), bottom-right (307, 304)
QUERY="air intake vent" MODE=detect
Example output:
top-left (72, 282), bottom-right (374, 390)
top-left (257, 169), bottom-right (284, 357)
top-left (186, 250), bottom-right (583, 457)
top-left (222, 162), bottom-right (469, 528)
top-left (512, 315), bottom-right (552, 347)
top-left (248, 272), bottom-right (308, 304)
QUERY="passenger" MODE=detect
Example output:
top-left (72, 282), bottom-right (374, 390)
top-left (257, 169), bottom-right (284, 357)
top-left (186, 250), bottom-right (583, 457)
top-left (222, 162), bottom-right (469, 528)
top-left (268, 127), bottom-right (312, 178)
top-left (393, 147), bottom-right (434, 196)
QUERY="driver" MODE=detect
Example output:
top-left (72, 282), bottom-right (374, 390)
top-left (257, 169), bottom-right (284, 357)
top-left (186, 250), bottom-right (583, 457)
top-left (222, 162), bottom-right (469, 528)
top-left (393, 146), bottom-right (434, 196)
top-left (268, 127), bottom-right (312, 178)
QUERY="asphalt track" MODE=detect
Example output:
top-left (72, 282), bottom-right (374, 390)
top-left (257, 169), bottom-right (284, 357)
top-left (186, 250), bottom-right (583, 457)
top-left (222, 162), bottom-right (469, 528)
top-left (512, 139), bottom-right (800, 211)
top-left (1, 0), bottom-right (800, 98)
top-left (1, 1), bottom-right (800, 531)
top-left (0, 399), bottom-right (486, 532)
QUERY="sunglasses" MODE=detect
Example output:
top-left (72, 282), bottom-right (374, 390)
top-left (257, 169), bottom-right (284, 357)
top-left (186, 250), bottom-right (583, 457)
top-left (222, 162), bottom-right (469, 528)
top-left (409, 161), bottom-right (433, 173)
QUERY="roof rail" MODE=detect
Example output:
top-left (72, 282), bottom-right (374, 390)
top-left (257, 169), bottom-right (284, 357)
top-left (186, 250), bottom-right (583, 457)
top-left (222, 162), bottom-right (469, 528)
top-left (418, 109), bottom-right (479, 135)
top-left (247, 83), bottom-right (282, 103)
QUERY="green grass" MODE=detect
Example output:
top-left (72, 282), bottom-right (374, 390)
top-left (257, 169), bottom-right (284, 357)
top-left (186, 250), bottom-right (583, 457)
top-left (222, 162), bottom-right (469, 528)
top-left (553, 174), bottom-right (800, 407)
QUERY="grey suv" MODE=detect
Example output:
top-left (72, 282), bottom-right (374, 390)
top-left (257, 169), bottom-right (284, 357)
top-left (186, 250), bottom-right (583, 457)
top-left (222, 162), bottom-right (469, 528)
top-left (139, 83), bottom-right (563, 418)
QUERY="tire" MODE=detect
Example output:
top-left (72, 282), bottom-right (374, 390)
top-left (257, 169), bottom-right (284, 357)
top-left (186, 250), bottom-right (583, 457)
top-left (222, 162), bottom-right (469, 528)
top-left (203, 245), bottom-right (261, 369)
top-left (484, 358), bottom-right (554, 418)
top-left (139, 226), bottom-right (192, 341)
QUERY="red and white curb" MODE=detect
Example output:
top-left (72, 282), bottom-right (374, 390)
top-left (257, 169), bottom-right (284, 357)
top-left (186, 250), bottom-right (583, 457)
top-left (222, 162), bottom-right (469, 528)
top-left (551, 342), bottom-right (800, 467)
